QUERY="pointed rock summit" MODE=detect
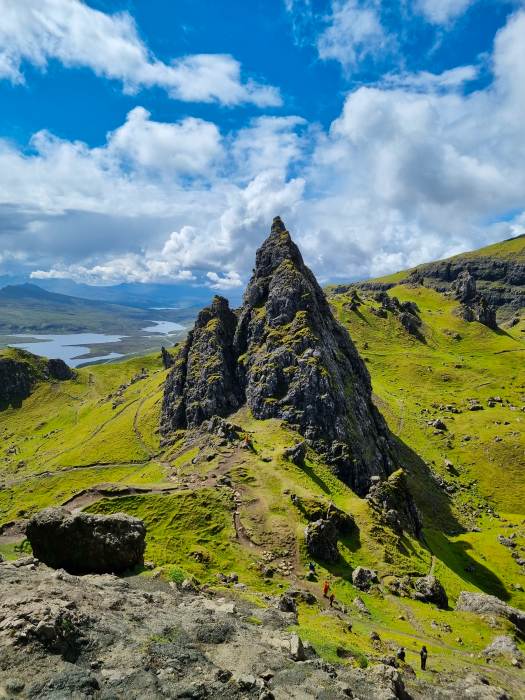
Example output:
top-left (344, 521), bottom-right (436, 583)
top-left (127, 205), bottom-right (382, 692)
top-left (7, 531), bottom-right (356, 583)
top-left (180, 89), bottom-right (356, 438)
top-left (162, 217), bottom-right (397, 495)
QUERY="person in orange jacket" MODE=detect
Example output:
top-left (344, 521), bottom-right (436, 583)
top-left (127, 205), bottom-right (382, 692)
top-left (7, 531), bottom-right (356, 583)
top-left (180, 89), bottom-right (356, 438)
top-left (322, 580), bottom-right (330, 598)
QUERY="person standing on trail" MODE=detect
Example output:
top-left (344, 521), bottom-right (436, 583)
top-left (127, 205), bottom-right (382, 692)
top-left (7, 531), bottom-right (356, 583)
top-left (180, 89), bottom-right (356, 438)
top-left (420, 645), bottom-right (428, 670)
top-left (329, 592), bottom-right (335, 608)
top-left (396, 647), bottom-right (406, 663)
top-left (322, 580), bottom-right (330, 598)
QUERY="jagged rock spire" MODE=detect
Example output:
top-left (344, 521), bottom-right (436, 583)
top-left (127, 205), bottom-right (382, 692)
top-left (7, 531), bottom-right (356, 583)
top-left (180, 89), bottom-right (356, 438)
top-left (161, 295), bottom-right (243, 430)
top-left (162, 218), bottom-right (397, 495)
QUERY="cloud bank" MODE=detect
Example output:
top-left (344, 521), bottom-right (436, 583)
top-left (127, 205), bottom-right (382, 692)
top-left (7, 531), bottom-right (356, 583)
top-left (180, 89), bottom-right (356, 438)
top-left (1, 4), bottom-right (524, 291)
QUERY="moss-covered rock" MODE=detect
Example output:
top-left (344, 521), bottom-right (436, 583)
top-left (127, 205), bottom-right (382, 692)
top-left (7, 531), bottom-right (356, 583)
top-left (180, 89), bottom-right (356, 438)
top-left (162, 217), bottom-right (401, 498)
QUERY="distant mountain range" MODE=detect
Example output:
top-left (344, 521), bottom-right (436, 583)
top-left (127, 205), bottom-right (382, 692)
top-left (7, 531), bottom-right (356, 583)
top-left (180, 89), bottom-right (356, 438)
top-left (0, 276), bottom-right (232, 310)
top-left (0, 283), bottom-right (198, 334)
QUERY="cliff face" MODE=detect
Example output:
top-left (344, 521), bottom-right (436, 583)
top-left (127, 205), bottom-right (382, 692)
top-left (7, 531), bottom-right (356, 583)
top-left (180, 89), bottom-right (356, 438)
top-left (0, 357), bottom-right (34, 407)
top-left (407, 244), bottom-right (525, 319)
top-left (162, 218), bottom-right (396, 496)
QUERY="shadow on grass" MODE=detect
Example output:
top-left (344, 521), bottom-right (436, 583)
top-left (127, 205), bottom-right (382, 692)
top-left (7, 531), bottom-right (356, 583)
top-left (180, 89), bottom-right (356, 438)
top-left (350, 308), bottom-right (372, 327)
top-left (391, 434), bottom-right (509, 600)
top-left (300, 459), bottom-right (332, 495)
top-left (391, 433), bottom-right (463, 534)
top-left (425, 529), bottom-right (510, 602)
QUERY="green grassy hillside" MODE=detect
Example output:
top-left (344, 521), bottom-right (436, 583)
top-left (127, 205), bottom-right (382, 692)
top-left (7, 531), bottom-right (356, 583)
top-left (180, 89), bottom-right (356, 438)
top-left (329, 284), bottom-right (525, 515)
top-left (1, 278), bottom-right (524, 694)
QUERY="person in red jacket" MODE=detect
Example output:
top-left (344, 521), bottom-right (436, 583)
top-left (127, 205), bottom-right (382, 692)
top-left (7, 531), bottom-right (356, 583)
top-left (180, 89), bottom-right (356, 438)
top-left (322, 580), bottom-right (330, 598)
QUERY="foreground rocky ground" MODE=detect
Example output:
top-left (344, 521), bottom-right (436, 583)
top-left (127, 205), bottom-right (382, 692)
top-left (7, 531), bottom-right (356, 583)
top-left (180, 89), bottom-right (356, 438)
top-left (0, 558), bottom-right (517, 700)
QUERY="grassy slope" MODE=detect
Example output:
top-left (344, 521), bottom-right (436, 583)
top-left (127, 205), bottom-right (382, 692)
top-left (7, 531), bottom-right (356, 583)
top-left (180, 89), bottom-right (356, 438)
top-left (0, 297), bottom-right (524, 691)
top-left (329, 285), bottom-right (525, 516)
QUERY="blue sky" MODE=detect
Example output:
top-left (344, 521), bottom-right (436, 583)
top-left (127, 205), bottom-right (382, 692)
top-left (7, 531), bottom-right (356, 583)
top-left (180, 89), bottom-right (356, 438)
top-left (0, 0), bottom-right (524, 290)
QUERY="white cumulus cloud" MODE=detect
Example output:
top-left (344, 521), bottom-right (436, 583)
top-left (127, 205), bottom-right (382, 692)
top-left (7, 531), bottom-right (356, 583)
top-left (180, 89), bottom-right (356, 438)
top-left (414, 0), bottom-right (476, 24)
top-left (0, 0), bottom-right (281, 106)
top-left (317, 0), bottom-right (387, 70)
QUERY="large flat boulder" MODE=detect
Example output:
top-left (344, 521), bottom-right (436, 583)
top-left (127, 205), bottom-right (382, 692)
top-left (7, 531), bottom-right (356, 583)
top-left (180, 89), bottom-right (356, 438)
top-left (26, 507), bottom-right (146, 575)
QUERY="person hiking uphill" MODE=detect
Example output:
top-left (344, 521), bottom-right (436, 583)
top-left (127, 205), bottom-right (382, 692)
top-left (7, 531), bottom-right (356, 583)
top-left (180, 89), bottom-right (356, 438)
top-left (420, 645), bottom-right (428, 670)
top-left (329, 592), bottom-right (335, 608)
top-left (322, 580), bottom-right (330, 598)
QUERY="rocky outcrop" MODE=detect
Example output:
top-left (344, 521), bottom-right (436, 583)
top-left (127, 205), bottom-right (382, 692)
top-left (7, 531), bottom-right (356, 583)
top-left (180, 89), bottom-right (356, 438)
top-left (26, 507), bottom-right (146, 575)
top-left (0, 357), bottom-right (34, 407)
top-left (368, 292), bottom-right (423, 337)
top-left (161, 296), bottom-right (243, 430)
top-left (455, 592), bottom-right (525, 633)
top-left (452, 270), bottom-right (477, 303)
top-left (406, 241), bottom-right (525, 319)
top-left (414, 672), bottom-right (512, 699)
top-left (160, 346), bottom-right (175, 369)
top-left (412, 575), bottom-right (448, 609)
top-left (162, 218), bottom-right (399, 496)
top-left (352, 566), bottom-right (379, 591)
top-left (483, 635), bottom-right (522, 661)
top-left (304, 519), bottom-right (340, 563)
top-left (291, 495), bottom-right (356, 532)
top-left (0, 559), bottom-right (418, 700)
top-left (0, 350), bottom-right (74, 408)
top-left (366, 469), bottom-right (421, 536)
top-left (450, 270), bottom-right (498, 329)
top-left (47, 358), bottom-right (74, 380)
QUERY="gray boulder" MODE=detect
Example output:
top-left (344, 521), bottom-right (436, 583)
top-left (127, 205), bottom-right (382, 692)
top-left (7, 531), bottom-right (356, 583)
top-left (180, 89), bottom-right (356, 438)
top-left (412, 575), bottom-right (448, 609)
top-left (352, 566), bottom-right (379, 591)
top-left (456, 591), bottom-right (525, 633)
top-left (283, 441), bottom-right (307, 466)
top-left (304, 518), bottom-right (339, 563)
top-left (289, 633), bottom-right (306, 661)
top-left (483, 635), bottom-right (521, 659)
top-left (399, 311), bottom-right (422, 336)
top-left (26, 507), bottom-right (146, 574)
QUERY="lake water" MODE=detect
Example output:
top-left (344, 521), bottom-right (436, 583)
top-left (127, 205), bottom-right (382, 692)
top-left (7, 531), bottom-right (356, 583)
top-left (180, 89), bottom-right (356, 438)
top-left (141, 321), bottom-right (184, 334)
top-left (6, 321), bottom-right (185, 368)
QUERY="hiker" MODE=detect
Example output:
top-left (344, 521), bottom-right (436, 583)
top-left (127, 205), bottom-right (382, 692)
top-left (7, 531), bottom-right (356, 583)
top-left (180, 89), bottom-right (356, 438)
top-left (329, 592), bottom-right (335, 607)
top-left (308, 562), bottom-right (316, 575)
top-left (396, 647), bottom-right (406, 663)
top-left (420, 645), bottom-right (428, 670)
top-left (322, 580), bottom-right (330, 598)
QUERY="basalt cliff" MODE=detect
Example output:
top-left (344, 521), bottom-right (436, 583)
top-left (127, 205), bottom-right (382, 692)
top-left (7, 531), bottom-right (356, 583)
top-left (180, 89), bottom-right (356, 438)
top-left (162, 217), bottom-right (396, 496)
